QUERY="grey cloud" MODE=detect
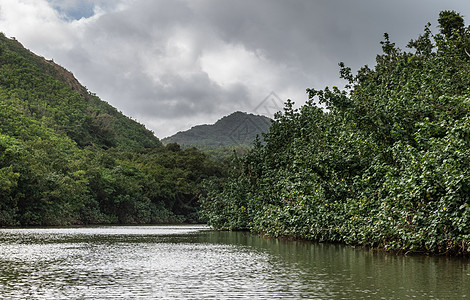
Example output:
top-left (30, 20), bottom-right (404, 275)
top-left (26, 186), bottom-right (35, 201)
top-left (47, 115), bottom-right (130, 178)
top-left (111, 70), bottom-right (251, 120)
top-left (80, 0), bottom-right (470, 135)
top-left (7, 0), bottom-right (470, 137)
top-left (53, 1), bottom-right (255, 130)
top-left (193, 0), bottom-right (470, 74)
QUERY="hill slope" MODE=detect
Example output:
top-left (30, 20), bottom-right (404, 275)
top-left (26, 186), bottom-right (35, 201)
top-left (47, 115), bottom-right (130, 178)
top-left (163, 111), bottom-right (271, 147)
top-left (0, 33), bottom-right (223, 226)
top-left (0, 33), bottom-right (161, 150)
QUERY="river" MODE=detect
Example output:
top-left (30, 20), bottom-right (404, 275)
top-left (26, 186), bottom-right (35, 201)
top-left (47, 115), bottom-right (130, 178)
top-left (0, 225), bottom-right (468, 299)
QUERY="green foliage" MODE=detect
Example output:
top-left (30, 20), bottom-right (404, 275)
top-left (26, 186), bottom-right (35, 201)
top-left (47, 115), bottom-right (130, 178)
top-left (0, 33), bottom-right (226, 226)
top-left (200, 12), bottom-right (470, 255)
top-left (438, 10), bottom-right (465, 39)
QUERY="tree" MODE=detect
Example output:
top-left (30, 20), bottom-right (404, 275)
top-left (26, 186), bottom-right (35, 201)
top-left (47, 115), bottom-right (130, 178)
top-left (438, 10), bottom-right (465, 39)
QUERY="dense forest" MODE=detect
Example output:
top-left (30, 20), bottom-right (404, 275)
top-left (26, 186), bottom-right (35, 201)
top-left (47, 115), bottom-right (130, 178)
top-left (200, 11), bottom-right (470, 255)
top-left (0, 33), bottom-right (224, 226)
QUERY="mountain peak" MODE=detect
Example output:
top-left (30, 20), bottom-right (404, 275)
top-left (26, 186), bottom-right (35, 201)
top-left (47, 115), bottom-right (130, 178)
top-left (163, 111), bottom-right (271, 147)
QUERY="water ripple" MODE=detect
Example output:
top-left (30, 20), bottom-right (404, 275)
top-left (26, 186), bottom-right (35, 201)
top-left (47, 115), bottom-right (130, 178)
top-left (0, 225), bottom-right (468, 299)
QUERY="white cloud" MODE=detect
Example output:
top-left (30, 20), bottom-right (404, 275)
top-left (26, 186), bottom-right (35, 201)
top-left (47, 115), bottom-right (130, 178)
top-left (201, 43), bottom-right (270, 87)
top-left (0, 0), bottom-right (69, 47)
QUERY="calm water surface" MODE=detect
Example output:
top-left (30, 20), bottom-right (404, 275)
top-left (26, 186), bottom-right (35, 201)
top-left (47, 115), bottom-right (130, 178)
top-left (0, 225), bottom-right (468, 299)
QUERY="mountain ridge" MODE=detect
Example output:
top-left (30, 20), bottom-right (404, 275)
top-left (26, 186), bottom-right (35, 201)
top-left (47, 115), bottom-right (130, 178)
top-left (163, 111), bottom-right (271, 147)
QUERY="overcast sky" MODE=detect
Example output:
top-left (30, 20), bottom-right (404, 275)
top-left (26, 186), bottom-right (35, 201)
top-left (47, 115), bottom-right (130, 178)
top-left (1, 0), bottom-right (470, 138)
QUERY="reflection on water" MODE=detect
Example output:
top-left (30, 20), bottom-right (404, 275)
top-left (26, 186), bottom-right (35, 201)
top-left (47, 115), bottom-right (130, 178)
top-left (0, 225), bottom-right (468, 299)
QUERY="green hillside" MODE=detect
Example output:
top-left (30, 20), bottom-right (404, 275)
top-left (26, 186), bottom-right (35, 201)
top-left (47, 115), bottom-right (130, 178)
top-left (0, 33), bottom-right (224, 226)
top-left (162, 111), bottom-right (271, 147)
top-left (0, 34), bottom-right (161, 150)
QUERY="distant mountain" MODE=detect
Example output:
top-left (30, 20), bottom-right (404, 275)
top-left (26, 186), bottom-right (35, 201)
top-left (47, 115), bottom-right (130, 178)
top-left (163, 111), bottom-right (271, 147)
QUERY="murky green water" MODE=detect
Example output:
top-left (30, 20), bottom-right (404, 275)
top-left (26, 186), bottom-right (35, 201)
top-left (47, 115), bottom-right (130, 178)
top-left (0, 225), bottom-right (468, 299)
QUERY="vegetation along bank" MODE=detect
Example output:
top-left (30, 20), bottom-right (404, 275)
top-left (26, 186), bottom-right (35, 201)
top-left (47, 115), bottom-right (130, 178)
top-left (200, 11), bottom-right (470, 256)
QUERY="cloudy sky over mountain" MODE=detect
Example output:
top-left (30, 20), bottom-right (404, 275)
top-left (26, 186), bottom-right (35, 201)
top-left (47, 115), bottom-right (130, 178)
top-left (1, 0), bottom-right (470, 137)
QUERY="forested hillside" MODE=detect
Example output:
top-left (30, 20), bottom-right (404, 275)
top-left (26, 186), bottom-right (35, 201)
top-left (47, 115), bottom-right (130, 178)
top-left (0, 33), bottom-right (224, 226)
top-left (200, 11), bottom-right (470, 255)
top-left (0, 34), bottom-right (161, 150)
